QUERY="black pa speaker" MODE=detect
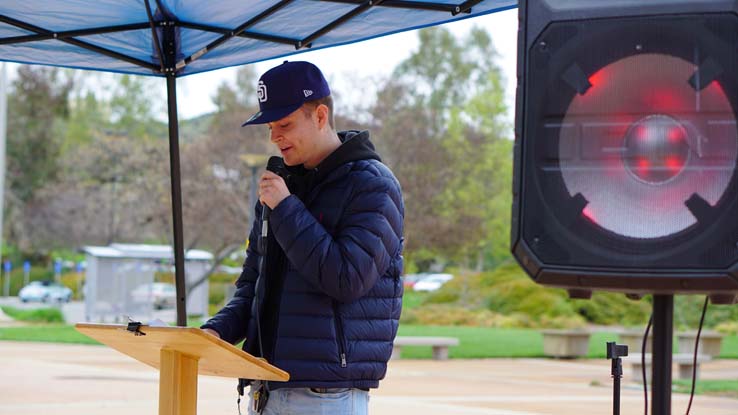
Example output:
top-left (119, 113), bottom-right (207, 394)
top-left (512, 0), bottom-right (738, 302)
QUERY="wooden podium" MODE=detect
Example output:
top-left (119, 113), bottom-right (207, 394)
top-left (75, 323), bottom-right (289, 415)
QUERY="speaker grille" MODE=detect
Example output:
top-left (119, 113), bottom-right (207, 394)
top-left (521, 14), bottom-right (738, 269)
top-left (557, 53), bottom-right (737, 239)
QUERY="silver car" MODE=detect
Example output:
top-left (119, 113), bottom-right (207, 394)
top-left (18, 281), bottom-right (73, 303)
top-left (130, 282), bottom-right (177, 310)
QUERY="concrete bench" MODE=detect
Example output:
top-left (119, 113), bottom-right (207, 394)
top-left (625, 353), bottom-right (711, 382)
top-left (677, 331), bottom-right (724, 358)
top-left (541, 329), bottom-right (591, 358)
top-left (618, 329), bottom-right (652, 354)
top-left (391, 336), bottom-right (459, 360)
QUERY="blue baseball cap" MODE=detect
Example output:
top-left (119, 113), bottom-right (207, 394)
top-left (242, 61), bottom-right (331, 126)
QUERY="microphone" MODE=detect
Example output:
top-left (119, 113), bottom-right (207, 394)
top-left (259, 156), bottom-right (285, 251)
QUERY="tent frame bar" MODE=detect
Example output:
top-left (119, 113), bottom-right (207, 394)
top-left (298, 0), bottom-right (386, 50)
top-left (177, 22), bottom-right (298, 46)
top-left (0, 15), bottom-right (158, 71)
top-left (0, 22), bottom-right (150, 45)
top-left (175, 0), bottom-right (296, 69)
top-left (1, 0), bottom-right (480, 73)
top-left (320, 0), bottom-right (470, 14)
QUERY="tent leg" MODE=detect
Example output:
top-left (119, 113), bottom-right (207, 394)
top-left (167, 73), bottom-right (187, 327)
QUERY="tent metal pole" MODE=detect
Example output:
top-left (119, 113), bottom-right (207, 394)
top-left (166, 73), bottom-right (187, 327)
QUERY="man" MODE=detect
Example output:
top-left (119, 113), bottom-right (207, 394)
top-left (201, 61), bottom-right (404, 415)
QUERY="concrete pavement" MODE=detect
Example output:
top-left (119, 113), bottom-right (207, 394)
top-left (2, 340), bottom-right (738, 414)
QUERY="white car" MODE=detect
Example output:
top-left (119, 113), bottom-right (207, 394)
top-left (130, 282), bottom-right (176, 310)
top-left (412, 273), bottom-right (454, 292)
top-left (19, 281), bottom-right (73, 303)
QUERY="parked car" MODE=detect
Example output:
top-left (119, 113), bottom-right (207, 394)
top-left (130, 282), bottom-right (176, 310)
top-left (18, 281), bottom-right (73, 303)
top-left (412, 273), bottom-right (454, 292)
top-left (402, 273), bottom-right (431, 289)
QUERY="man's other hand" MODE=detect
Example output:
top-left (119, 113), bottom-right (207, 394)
top-left (202, 328), bottom-right (221, 339)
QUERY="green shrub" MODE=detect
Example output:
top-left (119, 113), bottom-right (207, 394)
top-left (209, 282), bottom-right (227, 306)
top-left (484, 278), bottom-right (576, 321)
top-left (539, 314), bottom-right (587, 329)
top-left (1, 306), bottom-right (64, 323)
top-left (60, 272), bottom-right (84, 300)
top-left (425, 289), bottom-right (459, 304)
top-left (402, 291), bottom-right (427, 310)
top-left (674, 296), bottom-right (738, 330)
top-left (413, 262), bottom-right (655, 328)
top-left (209, 272), bottom-right (238, 284)
top-left (572, 292), bottom-right (650, 326)
top-left (716, 321), bottom-right (738, 336)
top-left (400, 304), bottom-right (533, 328)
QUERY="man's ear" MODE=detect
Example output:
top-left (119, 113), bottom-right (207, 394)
top-left (315, 104), bottom-right (329, 130)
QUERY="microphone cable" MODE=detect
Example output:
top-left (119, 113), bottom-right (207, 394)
top-left (253, 156), bottom-right (284, 360)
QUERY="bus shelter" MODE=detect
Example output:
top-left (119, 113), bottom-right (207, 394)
top-left (83, 243), bottom-right (212, 322)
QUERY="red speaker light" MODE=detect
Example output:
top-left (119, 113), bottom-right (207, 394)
top-left (624, 115), bottom-right (690, 184)
top-left (582, 205), bottom-right (598, 224)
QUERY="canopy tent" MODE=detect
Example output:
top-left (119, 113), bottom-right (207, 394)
top-left (0, 0), bottom-right (516, 325)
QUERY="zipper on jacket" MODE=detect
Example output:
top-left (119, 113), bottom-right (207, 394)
top-left (332, 301), bottom-right (348, 368)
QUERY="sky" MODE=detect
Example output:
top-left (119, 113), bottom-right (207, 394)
top-left (174, 8), bottom-right (518, 123)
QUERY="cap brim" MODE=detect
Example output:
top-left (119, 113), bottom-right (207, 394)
top-left (241, 103), bottom-right (302, 126)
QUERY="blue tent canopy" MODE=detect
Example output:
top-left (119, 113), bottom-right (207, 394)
top-left (0, 0), bottom-right (516, 325)
top-left (0, 0), bottom-right (515, 77)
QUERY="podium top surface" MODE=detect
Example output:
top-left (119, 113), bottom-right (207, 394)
top-left (75, 323), bottom-right (289, 382)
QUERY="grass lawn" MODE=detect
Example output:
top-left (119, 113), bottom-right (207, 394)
top-left (1, 313), bottom-right (736, 361)
top-left (0, 324), bottom-right (99, 344)
top-left (1, 322), bottom-right (618, 358)
top-left (0, 317), bottom-right (207, 345)
top-left (673, 379), bottom-right (738, 398)
top-left (396, 325), bottom-right (620, 359)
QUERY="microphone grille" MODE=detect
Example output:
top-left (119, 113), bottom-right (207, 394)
top-left (266, 156), bottom-right (286, 177)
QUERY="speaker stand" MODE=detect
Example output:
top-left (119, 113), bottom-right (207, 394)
top-left (651, 295), bottom-right (673, 415)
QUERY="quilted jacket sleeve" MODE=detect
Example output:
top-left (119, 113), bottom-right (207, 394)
top-left (200, 203), bottom-right (262, 344)
top-left (270, 167), bottom-right (403, 303)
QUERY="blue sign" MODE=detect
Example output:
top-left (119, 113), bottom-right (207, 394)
top-left (54, 259), bottom-right (62, 274)
top-left (23, 260), bottom-right (30, 273)
top-left (4, 260), bottom-right (10, 273)
top-left (76, 262), bottom-right (83, 273)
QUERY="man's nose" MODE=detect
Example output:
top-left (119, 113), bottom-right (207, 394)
top-left (270, 130), bottom-right (280, 143)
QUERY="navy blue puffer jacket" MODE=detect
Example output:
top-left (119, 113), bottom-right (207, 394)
top-left (203, 130), bottom-right (404, 390)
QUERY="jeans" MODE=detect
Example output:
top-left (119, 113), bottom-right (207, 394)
top-left (247, 385), bottom-right (369, 415)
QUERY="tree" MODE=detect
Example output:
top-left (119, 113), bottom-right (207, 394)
top-left (26, 132), bottom-right (171, 249)
top-left (5, 66), bottom-right (73, 251)
top-left (370, 26), bottom-right (511, 270)
top-left (109, 74), bottom-right (166, 140)
top-left (393, 26), bottom-right (502, 135)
